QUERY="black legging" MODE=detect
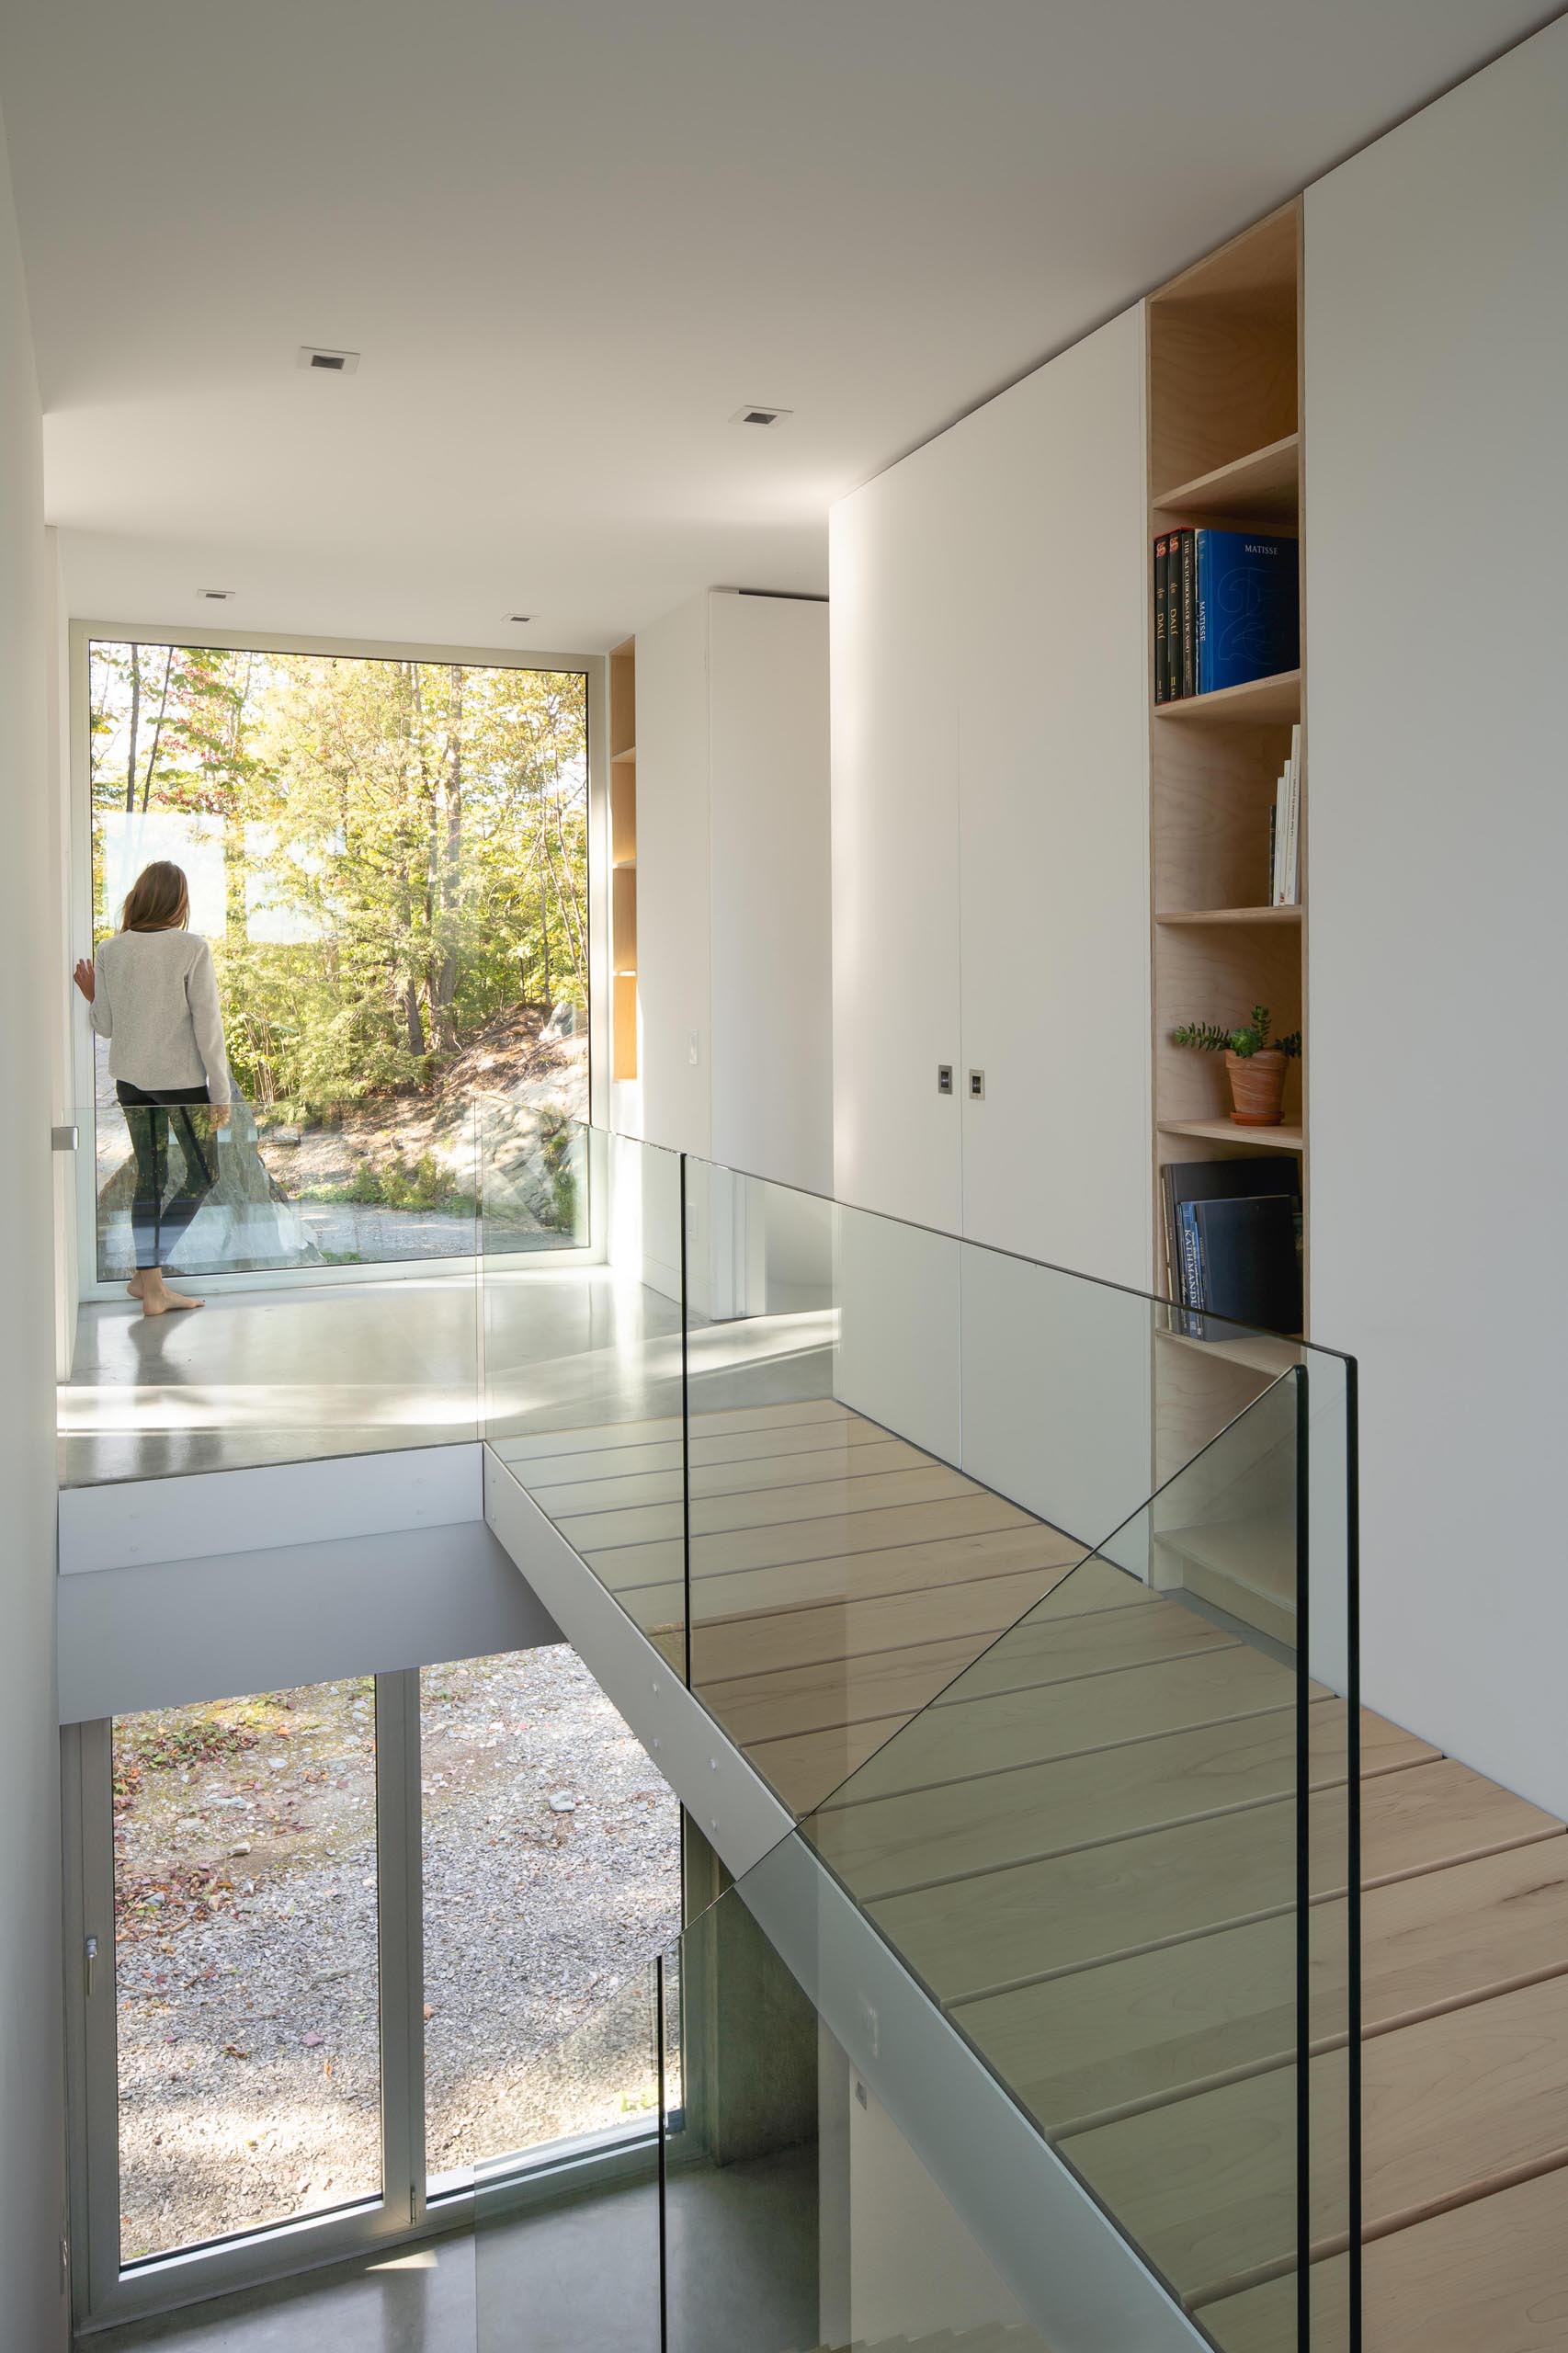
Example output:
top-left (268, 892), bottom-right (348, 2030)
top-left (116, 1082), bottom-right (219, 1271)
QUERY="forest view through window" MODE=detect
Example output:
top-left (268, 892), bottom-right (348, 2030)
top-left (87, 642), bottom-right (589, 1278)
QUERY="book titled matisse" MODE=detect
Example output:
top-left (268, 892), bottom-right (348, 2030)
top-left (1195, 529), bottom-right (1299, 694)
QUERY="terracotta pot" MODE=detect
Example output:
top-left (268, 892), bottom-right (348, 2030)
top-left (1225, 1048), bottom-right (1288, 1126)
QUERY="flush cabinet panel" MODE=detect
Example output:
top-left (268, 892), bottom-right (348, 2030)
top-left (954, 303), bottom-right (1151, 1287)
top-left (830, 434), bottom-right (967, 1235)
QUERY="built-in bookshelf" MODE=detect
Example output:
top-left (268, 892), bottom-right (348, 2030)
top-left (608, 636), bottom-right (639, 1081)
top-left (1147, 200), bottom-right (1306, 1628)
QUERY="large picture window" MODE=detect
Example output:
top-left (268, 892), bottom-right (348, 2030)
top-left (85, 641), bottom-right (590, 1278)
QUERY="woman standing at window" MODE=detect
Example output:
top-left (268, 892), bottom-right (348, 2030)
top-left (73, 859), bottom-right (232, 1315)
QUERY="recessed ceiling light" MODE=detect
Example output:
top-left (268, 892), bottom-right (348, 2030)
top-left (202, 588), bottom-right (235, 601)
top-left (297, 346), bottom-right (361, 374)
top-left (732, 404), bottom-right (791, 427)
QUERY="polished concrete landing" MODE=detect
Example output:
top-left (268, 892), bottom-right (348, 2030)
top-left (82, 2234), bottom-right (477, 2353)
top-left (81, 2144), bottom-right (819, 2353)
top-left (59, 1266), bottom-right (687, 1489)
top-left (61, 1273), bottom-right (484, 1487)
top-left (59, 1253), bottom-right (835, 1490)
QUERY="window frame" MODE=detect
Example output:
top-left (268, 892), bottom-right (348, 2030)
top-left (63, 1661), bottom-right (674, 2331)
top-left (67, 620), bottom-right (609, 1306)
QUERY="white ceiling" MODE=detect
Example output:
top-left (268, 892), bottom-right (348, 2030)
top-left (0, 0), bottom-right (1551, 654)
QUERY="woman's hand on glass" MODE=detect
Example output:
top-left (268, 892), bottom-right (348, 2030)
top-left (73, 958), bottom-right (96, 1003)
top-left (211, 1103), bottom-right (233, 1128)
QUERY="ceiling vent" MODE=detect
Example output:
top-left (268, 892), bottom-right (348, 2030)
top-left (298, 346), bottom-right (361, 374)
top-left (506, 613), bottom-right (534, 625)
top-left (732, 404), bottom-right (791, 427)
top-left (202, 588), bottom-right (235, 601)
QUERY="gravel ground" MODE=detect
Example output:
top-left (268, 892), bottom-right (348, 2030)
top-left (113, 1648), bottom-right (680, 2262)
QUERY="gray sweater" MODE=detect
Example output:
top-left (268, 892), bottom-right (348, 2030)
top-left (89, 928), bottom-right (232, 1103)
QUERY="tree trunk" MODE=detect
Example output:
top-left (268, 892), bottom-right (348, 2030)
top-left (139, 645), bottom-right (175, 812)
top-left (431, 664), bottom-right (463, 1050)
top-left (403, 975), bottom-right (426, 1059)
top-left (124, 644), bottom-right (142, 815)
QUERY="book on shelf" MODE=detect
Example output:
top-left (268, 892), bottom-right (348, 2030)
top-left (1195, 529), bottom-right (1299, 695)
top-left (1162, 1155), bottom-right (1302, 1338)
top-left (1179, 529), bottom-right (1196, 699)
top-left (1152, 527), bottom-right (1298, 703)
top-left (1269, 722), bottom-right (1302, 904)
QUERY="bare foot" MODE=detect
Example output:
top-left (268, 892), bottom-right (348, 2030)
top-left (142, 1281), bottom-right (203, 1316)
top-left (127, 1272), bottom-right (147, 1299)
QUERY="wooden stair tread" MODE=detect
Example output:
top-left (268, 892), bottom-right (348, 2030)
top-left (955, 1829), bottom-right (1564, 2141)
top-left (1199, 2165), bottom-right (1568, 2353)
top-left (680, 1559), bottom-right (1087, 1684)
top-left (495, 1396), bottom-right (855, 1461)
top-left (584, 1493), bottom-right (1042, 1589)
top-left (868, 1760), bottom-right (1555, 2006)
top-left (700, 1632), bottom-right (990, 1748)
top-left (702, 1586), bottom-right (1234, 1751)
top-left (929, 1592), bottom-right (1238, 1703)
top-left (809, 1701), bottom-right (1430, 1905)
top-left (1063, 1971), bottom-right (1568, 2307)
top-left (584, 1526), bottom-right (1098, 1656)
top-left (743, 1714), bottom-right (908, 1813)
top-left (820, 1644), bottom-right (1307, 1810)
top-left (529, 1434), bottom-right (939, 1518)
top-left (556, 1462), bottom-right (990, 1552)
top-left (517, 1412), bottom-right (901, 1489)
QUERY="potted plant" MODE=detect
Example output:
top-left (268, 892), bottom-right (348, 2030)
top-left (1172, 1004), bottom-right (1301, 1126)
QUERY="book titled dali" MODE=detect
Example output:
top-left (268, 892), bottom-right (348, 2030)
top-left (1194, 529), bottom-right (1299, 695)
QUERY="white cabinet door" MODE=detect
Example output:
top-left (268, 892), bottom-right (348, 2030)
top-left (955, 305), bottom-right (1151, 1288)
top-left (830, 433), bottom-right (966, 1233)
top-left (1305, 20), bottom-right (1568, 1815)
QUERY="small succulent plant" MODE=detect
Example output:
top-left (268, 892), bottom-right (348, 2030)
top-left (1172, 1004), bottom-right (1301, 1060)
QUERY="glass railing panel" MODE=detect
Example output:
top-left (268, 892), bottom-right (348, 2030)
top-left (473, 1957), bottom-right (663, 2353)
top-left (664, 1845), bottom-right (1063, 2353)
top-left (677, 1154), bottom-right (1335, 1824)
top-left (793, 1367), bottom-right (1356, 2347)
top-left (481, 1109), bottom-right (689, 1663)
top-left (60, 1099), bottom-right (482, 1485)
top-left (681, 1159), bottom-right (989, 1813)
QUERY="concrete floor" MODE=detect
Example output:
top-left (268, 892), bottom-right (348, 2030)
top-left (60, 1262), bottom-right (833, 1489)
top-left (81, 2143), bottom-right (819, 2353)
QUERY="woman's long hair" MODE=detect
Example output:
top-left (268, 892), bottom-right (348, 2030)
top-left (120, 860), bottom-right (190, 933)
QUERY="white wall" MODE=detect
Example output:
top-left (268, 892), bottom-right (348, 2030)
top-left (846, 2078), bottom-right (1028, 2346)
top-left (709, 591), bottom-right (832, 1195)
top-left (1305, 17), bottom-right (1568, 1812)
top-left (57, 1521), bottom-right (561, 1723)
top-left (0, 99), bottom-right (69, 2353)
top-left (635, 591), bottom-right (712, 1157)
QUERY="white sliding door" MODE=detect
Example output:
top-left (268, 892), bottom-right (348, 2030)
top-left (955, 305), bottom-right (1150, 1285)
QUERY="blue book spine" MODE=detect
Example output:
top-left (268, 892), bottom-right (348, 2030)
top-left (1177, 1199), bottom-right (1206, 1334)
top-left (1196, 529), bottom-right (1299, 694)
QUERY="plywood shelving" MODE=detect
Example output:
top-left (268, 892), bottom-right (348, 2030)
top-left (608, 637), bottom-right (639, 1081)
top-left (1147, 200), bottom-right (1307, 1634)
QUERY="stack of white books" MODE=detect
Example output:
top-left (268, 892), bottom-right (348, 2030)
top-left (1271, 723), bottom-right (1302, 906)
